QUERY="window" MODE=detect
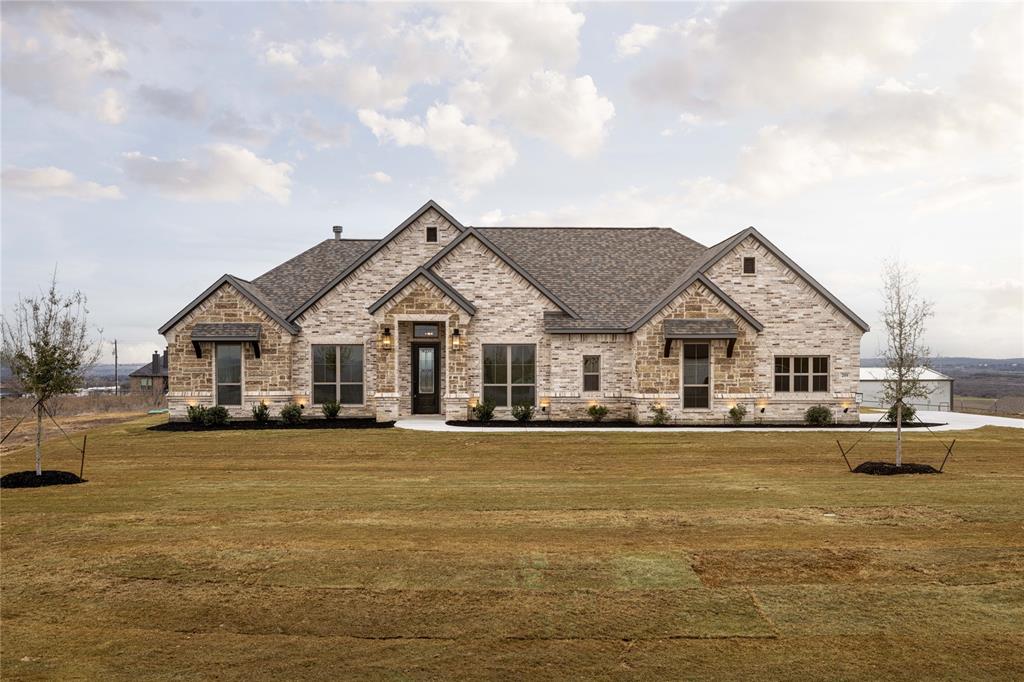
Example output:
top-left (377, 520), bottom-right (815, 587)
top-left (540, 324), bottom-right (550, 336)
top-left (482, 344), bottom-right (535, 407)
top-left (425, 226), bottom-right (438, 243)
top-left (413, 323), bottom-right (438, 338)
top-left (743, 256), bottom-right (756, 274)
top-left (582, 355), bottom-right (601, 392)
top-left (774, 355), bottom-right (829, 393)
top-left (312, 344), bottom-right (364, 404)
top-left (140, 377), bottom-right (153, 389)
top-left (682, 343), bottom-right (710, 408)
top-left (216, 343), bottom-right (242, 405)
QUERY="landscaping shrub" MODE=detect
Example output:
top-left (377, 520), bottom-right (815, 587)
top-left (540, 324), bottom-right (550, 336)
top-left (886, 402), bottom-right (916, 424)
top-left (650, 403), bottom-right (669, 426)
top-left (511, 403), bottom-right (535, 423)
top-left (280, 402), bottom-right (304, 425)
top-left (472, 399), bottom-right (495, 422)
top-left (321, 400), bottom-right (341, 420)
top-left (587, 404), bottom-right (609, 422)
top-left (202, 405), bottom-right (230, 426)
top-left (186, 404), bottom-right (207, 424)
top-left (804, 405), bottom-right (833, 425)
top-left (251, 401), bottom-right (270, 424)
top-left (728, 404), bottom-right (747, 425)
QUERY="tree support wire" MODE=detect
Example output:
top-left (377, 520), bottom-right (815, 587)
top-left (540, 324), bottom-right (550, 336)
top-left (2, 399), bottom-right (88, 477)
top-left (836, 404), bottom-right (957, 471)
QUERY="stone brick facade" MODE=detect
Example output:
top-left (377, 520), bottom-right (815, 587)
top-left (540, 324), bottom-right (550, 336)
top-left (163, 209), bottom-right (864, 425)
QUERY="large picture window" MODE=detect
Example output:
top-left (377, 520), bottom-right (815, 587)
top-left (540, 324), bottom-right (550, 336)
top-left (774, 355), bottom-right (829, 393)
top-left (682, 343), bottom-right (710, 408)
top-left (312, 344), bottom-right (364, 405)
top-left (216, 343), bottom-right (242, 406)
top-left (482, 344), bottom-right (535, 407)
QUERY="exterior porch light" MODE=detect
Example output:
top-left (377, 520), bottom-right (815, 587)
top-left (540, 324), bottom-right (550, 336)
top-left (380, 327), bottom-right (392, 349)
top-left (451, 327), bottom-right (461, 348)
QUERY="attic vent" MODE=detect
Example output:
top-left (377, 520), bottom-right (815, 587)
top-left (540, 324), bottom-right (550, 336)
top-left (743, 256), bottom-right (756, 274)
top-left (425, 225), bottom-right (438, 243)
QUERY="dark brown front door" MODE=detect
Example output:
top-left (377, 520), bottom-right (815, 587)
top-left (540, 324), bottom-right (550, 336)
top-left (412, 343), bottom-right (439, 414)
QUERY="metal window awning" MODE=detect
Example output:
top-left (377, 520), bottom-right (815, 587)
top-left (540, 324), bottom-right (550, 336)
top-left (663, 319), bottom-right (739, 357)
top-left (190, 323), bottom-right (262, 358)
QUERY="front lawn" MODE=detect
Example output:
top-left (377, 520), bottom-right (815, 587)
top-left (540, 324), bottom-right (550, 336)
top-left (2, 417), bottom-right (1022, 679)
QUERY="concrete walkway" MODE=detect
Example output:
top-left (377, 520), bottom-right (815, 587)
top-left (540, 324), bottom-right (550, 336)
top-left (395, 410), bottom-right (1024, 433)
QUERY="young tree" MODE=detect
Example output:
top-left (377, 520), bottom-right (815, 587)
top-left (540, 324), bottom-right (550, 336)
top-left (879, 260), bottom-right (934, 466)
top-left (1, 272), bottom-right (101, 475)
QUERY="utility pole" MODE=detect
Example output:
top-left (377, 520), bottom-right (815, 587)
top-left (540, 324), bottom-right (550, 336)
top-left (113, 339), bottom-right (118, 396)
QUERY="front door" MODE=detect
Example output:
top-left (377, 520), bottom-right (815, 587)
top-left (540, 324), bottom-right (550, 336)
top-left (412, 343), bottom-right (440, 414)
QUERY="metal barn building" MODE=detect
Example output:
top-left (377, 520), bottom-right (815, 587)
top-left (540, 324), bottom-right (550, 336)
top-left (859, 368), bottom-right (955, 411)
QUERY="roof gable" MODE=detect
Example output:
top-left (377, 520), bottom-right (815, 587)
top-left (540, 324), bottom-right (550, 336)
top-left (627, 273), bottom-right (764, 333)
top-left (287, 199), bottom-right (465, 322)
top-left (158, 275), bottom-right (298, 335)
top-left (368, 267), bottom-right (477, 316)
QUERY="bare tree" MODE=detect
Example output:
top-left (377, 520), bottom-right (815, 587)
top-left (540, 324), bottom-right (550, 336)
top-left (879, 260), bottom-right (934, 466)
top-left (1, 271), bottom-right (102, 475)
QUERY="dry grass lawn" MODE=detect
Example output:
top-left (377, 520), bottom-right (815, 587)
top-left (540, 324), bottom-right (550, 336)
top-left (2, 416), bottom-right (1023, 680)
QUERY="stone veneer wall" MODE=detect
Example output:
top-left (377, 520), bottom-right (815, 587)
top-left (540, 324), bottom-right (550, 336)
top-left (292, 208), bottom-right (461, 420)
top-left (432, 235), bottom-right (560, 420)
top-left (547, 334), bottom-right (634, 420)
top-left (164, 283), bottom-right (294, 420)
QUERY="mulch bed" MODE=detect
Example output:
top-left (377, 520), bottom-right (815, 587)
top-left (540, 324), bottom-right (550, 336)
top-left (852, 461), bottom-right (941, 475)
top-left (1, 470), bottom-right (86, 488)
top-left (446, 420), bottom-right (945, 429)
top-left (148, 419), bottom-right (394, 432)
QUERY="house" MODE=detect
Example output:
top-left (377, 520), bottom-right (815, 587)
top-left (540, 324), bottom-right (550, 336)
top-left (159, 200), bottom-right (868, 424)
top-left (859, 367), bottom-right (954, 411)
top-left (129, 350), bottom-right (169, 396)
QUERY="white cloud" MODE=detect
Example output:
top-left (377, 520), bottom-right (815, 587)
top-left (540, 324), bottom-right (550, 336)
top-left (208, 111), bottom-right (275, 146)
top-left (367, 171), bottom-right (392, 184)
top-left (264, 42), bottom-right (300, 66)
top-left (911, 175), bottom-right (1020, 215)
top-left (359, 104), bottom-right (516, 196)
top-left (137, 85), bottom-right (207, 122)
top-left (615, 23), bottom-right (661, 57)
top-left (95, 88), bottom-right (126, 124)
top-left (298, 113), bottom-right (351, 150)
top-left (2, 166), bottom-right (123, 201)
top-left (631, 3), bottom-right (945, 116)
top-left (121, 144), bottom-right (293, 204)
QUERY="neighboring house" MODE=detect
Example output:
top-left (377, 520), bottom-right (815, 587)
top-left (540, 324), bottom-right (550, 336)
top-left (859, 367), bottom-right (954, 411)
top-left (159, 200), bottom-right (869, 423)
top-left (129, 350), bottom-right (169, 396)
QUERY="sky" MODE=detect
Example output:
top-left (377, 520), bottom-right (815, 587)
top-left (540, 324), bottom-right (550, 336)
top-left (1, 1), bottom-right (1022, 365)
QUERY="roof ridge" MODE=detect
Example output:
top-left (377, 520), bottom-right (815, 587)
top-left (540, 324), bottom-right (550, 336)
top-left (475, 225), bottom-right (675, 230)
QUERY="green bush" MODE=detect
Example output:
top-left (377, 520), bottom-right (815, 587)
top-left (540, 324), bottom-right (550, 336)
top-left (472, 399), bottom-right (495, 422)
top-left (186, 404), bottom-right (207, 424)
top-left (587, 404), bottom-right (609, 422)
top-left (804, 405), bottom-right (833, 425)
top-left (511, 403), bottom-right (535, 423)
top-left (280, 402), bottom-right (304, 425)
top-left (886, 402), bottom-right (916, 424)
top-left (728, 403), bottom-right (747, 425)
top-left (321, 400), bottom-right (341, 420)
top-left (251, 401), bottom-right (270, 423)
top-left (650, 403), bottom-right (669, 426)
top-left (202, 405), bottom-right (230, 427)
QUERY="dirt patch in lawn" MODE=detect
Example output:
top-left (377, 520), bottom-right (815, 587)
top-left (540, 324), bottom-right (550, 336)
top-left (1, 470), bottom-right (85, 488)
top-left (148, 418), bottom-right (394, 431)
top-left (853, 461), bottom-right (941, 475)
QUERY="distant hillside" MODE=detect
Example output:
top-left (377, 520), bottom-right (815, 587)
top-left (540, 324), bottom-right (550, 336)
top-left (863, 357), bottom-right (1024, 399)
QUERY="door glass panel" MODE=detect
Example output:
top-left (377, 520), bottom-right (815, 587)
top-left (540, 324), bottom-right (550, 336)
top-left (418, 348), bottom-right (435, 394)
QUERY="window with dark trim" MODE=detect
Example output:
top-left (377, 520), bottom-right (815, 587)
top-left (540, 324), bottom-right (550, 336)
top-left (774, 355), bottom-right (829, 393)
top-left (482, 344), bottom-right (535, 407)
top-left (216, 343), bottom-right (242, 405)
top-left (425, 226), bottom-right (438, 243)
top-left (312, 344), bottom-right (364, 405)
top-left (682, 343), bottom-right (710, 408)
top-left (582, 355), bottom-right (600, 392)
top-left (413, 323), bottom-right (438, 338)
top-left (743, 256), bottom-right (756, 274)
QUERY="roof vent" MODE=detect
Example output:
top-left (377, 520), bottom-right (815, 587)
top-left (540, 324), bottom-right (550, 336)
top-left (332, 225), bottom-right (343, 240)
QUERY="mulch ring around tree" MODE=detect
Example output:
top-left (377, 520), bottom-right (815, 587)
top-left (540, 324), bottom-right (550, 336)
top-left (148, 419), bottom-right (394, 432)
top-left (852, 461), bottom-right (941, 475)
top-left (446, 420), bottom-right (946, 429)
top-left (1, 471), bottom-right (86, 488)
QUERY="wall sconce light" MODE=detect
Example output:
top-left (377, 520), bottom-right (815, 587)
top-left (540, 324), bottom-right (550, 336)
top-left (451, 327), bottom-right (461, 348)
top-left (540, 397), bottom-right (550, 413)
top-left (380, 327), bottom-right (392, 349)
top-left (468, 397), bottom-right (479, 408)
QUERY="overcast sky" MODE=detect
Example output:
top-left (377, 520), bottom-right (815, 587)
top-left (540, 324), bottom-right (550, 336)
top-left (2, 1), bottom-right (1021, 364)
